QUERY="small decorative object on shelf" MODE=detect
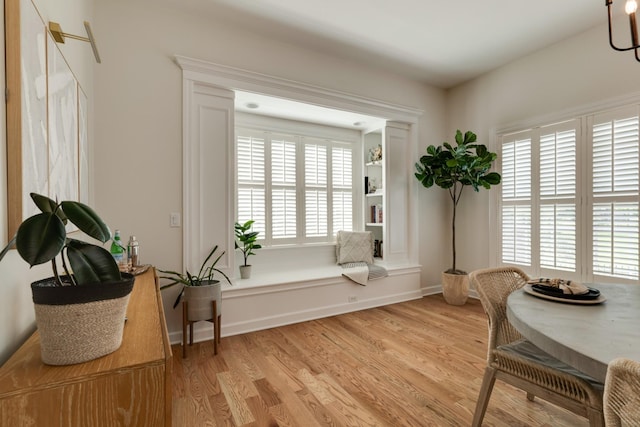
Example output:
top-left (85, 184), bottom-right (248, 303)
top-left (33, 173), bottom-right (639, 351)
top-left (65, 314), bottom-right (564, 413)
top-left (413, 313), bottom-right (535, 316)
top-left (368, 144), bottom-right (383, 163)
top-left (374, 240), bottom-right (383, 258)
top-left (368, 177), bottom-right (377, 194)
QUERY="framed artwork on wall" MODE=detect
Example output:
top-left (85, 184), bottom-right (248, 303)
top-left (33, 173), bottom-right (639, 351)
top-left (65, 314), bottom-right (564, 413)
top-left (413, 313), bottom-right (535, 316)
top-left (5, 0), bottom-right (87, 238)
top-left (47, 34), bottom-right (78, 203)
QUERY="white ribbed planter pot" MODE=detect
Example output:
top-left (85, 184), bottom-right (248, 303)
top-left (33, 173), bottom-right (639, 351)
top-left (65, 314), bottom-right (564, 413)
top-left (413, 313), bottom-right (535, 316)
top-left (442, 272), bottom-right (469, 306)
top-left (239, 265), bottom-right (252, 279)
top-left (184, 280), bottom-right (221, 322)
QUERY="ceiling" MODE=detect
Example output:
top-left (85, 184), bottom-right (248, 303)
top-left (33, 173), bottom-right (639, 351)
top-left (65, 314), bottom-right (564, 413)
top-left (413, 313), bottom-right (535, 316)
top-left (174, 0), bottom-right (610, 88)
top-left (165, 0), bottom-right (617, 127)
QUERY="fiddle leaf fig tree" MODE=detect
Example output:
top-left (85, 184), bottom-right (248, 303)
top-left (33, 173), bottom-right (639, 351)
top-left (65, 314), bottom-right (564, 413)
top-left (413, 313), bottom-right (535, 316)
top-left (415, 130), bottom-right (501, 274)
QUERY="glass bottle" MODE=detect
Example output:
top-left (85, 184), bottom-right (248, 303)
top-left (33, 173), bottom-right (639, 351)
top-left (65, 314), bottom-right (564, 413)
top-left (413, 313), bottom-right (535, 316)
top-left (110, 229), bottom-right (125, 266)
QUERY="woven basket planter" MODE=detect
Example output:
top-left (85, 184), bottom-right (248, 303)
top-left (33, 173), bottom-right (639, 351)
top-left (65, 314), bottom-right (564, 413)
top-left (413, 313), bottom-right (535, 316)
top-left (31, 273), bottom-right (135, 365)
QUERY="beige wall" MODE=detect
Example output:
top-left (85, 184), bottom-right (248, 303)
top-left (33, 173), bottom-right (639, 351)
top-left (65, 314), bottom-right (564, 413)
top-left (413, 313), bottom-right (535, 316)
top-left (0, 0), bottom-right (95, 363)
top-left (446, 16), bottom-right (640, 276)
top-left (5, 2), bottom-right (631, 361)
top-left (92, 0), bottom-right (447, 337)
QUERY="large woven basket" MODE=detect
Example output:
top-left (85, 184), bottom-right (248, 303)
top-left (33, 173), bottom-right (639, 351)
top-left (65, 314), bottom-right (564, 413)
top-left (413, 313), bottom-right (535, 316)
top-left (31, 273), bottom-right (135, 365)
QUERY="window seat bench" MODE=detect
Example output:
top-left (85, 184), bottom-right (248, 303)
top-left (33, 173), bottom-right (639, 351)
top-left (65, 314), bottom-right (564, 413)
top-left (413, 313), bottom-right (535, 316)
top-left (169, 261), bottom-right (422, 344)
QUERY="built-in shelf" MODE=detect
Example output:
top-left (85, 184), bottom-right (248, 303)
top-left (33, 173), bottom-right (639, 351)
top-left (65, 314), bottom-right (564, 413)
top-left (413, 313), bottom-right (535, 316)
top-left (366, 192), bottom-right (383, 198)
top-left (366, 222), bottom-right (384, 227)
top-left (365, 161), bottom-right (382, 167)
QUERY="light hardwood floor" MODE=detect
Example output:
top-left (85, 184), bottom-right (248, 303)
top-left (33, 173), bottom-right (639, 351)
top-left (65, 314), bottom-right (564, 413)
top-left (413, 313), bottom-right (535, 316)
top-left (171, 294), bottom-right (588, 426)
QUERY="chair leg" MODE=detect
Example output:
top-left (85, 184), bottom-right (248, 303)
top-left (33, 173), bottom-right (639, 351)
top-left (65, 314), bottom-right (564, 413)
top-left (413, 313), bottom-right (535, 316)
top-left (472, 366), bottom-right (497, 427)
top-left (182, 301), bottom-right (188, 358)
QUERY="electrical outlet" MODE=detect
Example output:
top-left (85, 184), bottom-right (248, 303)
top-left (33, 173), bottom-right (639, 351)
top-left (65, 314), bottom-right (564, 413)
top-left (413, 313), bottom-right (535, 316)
top-left (170, 212), bottom-right (181, 228)
top-left (348, 295), bottom-right (357, 303)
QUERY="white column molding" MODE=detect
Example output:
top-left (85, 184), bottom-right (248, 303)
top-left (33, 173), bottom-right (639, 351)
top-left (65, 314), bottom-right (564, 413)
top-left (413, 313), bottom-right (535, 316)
top-left (182, 80), bottom-right (235, 274)
top-left (384, 121), bottom-right (412, 264)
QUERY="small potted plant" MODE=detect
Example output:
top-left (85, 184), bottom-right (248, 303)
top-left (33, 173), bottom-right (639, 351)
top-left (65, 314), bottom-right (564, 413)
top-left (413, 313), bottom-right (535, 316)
top-left (235, 220), bottom-right (261, 279)
top-left (159, 245), bottom-right (231, 322)
top-left (0, 193), bottom-right (134, 365)
top-left (415, 130), bottom-right (501, 305)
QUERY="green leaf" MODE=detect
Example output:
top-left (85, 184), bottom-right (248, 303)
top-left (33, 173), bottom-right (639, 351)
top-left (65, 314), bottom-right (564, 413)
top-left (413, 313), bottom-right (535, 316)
top-left (61, 201), bottom-right (111, 243)
top-left (30, 193), bottom-right (68, 224)
top-left (484, 172), bottom-right (502, 185)
top-left (66, 239), bottom-right (122, 284)
top-left (15, 213), bottom-right (66, 266)
top-left (445, 159), bottom-right (458, 168)
top-left (455, 130), bottom-right (463, 145)
top-left (0, 235), bottom-right (16, 263)
top-left (463, 130), bottom-right (477, 144)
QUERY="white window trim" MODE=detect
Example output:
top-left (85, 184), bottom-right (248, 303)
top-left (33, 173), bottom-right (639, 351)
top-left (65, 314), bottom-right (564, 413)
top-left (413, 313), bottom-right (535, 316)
top-left (176, 55), bottom-right (422, 273)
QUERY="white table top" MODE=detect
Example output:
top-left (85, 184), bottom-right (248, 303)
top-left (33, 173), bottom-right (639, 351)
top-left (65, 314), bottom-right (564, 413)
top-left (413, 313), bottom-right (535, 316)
top-left (507, 283), bottom-right (640, 383)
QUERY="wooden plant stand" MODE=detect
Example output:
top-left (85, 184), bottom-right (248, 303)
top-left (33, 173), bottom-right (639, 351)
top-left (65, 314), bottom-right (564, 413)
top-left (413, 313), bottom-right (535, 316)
top-left (182, 300), bottom-right (220, 357)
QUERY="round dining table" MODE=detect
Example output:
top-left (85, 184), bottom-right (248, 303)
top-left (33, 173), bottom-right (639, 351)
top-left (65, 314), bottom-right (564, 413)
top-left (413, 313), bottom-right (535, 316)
top-left (506, 282), bottom-right (640, 383)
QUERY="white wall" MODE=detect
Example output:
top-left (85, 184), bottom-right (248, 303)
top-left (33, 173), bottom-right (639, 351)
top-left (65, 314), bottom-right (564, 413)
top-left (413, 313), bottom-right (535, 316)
top-left (0, 0), bottom-right (95, 364)
top-left (446, 18), bottom-right (640, 275)
top-left (92, 0), bottom-right (447, 337)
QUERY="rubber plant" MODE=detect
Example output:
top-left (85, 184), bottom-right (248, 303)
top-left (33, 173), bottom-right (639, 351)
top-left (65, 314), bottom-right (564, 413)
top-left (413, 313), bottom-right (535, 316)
top-left (0, 193), bottom-right (121, 285)
top-left (234, 220), bottom-right (262, 266)
top-left (415, 130), bottom-right (501, 274)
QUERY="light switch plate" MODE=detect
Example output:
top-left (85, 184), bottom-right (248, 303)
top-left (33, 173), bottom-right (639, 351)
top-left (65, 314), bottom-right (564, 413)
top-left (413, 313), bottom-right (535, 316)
top-left (170, 212), bottom-right (181, 228)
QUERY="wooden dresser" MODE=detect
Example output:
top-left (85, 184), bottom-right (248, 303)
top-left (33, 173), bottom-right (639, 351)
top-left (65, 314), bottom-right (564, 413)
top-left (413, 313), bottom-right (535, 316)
top-left (0, 268), bottom-right (172, 426)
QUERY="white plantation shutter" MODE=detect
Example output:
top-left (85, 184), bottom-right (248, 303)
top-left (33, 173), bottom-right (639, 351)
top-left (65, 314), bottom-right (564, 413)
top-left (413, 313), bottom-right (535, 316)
top-left (236, 127), bottom-right (355, 245)
top-left (236, 134), bottom-right (266, 235)
top-left (591, 110), bottom-right (640, 280)
top-left (539, 124), bottom-right (577, 272)
top-left (501, 134), bottom-right (532, 265)
top-left (305, 143), bottom-right (328, 237)
top-left (271, 137), bottom-right (297, 239)
top-left (498, 106), bottom-right (640, 282)
top-left (332, 146), bottom-right (353, 234)
top-left (502, 205), bottom-right (531, 265)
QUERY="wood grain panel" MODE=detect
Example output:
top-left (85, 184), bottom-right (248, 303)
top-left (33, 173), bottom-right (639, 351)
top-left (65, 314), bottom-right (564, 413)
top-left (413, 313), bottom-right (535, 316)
top-left (0, 269), bottom-right (172, 426)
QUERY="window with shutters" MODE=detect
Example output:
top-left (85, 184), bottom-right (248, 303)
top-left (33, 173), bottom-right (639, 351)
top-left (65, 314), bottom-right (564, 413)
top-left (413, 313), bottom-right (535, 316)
top-left (236, 126), bottom-right (355, 246)
top-left (497, 107), bottom-right (640, 283)
top-left (590, 109), bottom-right (639, 280)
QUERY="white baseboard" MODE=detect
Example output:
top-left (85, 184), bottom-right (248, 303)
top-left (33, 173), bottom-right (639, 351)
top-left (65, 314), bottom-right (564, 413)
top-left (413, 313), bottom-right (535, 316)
top-left (168, 265), bottom-right (421, 345)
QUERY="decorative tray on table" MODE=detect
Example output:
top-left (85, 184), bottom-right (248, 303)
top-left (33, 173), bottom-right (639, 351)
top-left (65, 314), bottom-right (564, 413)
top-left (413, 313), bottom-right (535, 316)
top-left (524, 283), bottom-right (606, 305)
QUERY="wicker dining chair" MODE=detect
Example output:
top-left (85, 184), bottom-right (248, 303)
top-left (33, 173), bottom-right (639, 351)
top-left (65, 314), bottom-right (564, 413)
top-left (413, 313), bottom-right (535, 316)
top-left (470, 266), bottom-right (604, 427)
top-left (604, 357), bottom-right (640, 426)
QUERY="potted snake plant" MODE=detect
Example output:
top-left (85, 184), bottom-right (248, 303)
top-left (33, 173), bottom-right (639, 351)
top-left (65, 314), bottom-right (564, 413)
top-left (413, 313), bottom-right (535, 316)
top-left (0, 193), bottom-right (134, 365)
top-left (159, 245), bottom-right (231, 322)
